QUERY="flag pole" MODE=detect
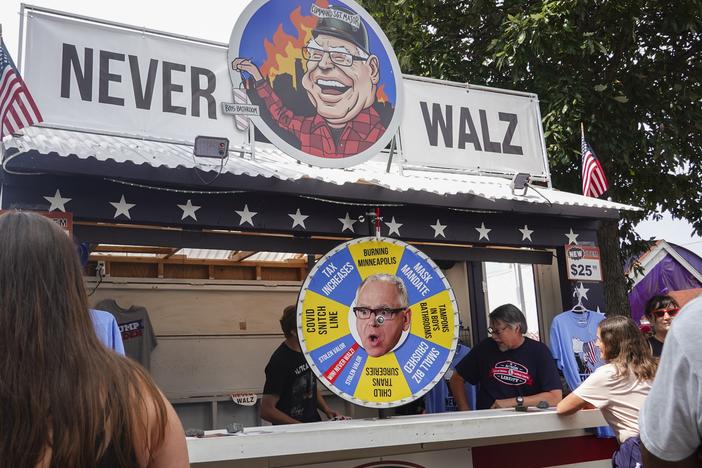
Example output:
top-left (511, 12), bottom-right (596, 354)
top-left (1, 22), bottom-right (5, 204)
top-left (580, 122), bottom-right (584, 137)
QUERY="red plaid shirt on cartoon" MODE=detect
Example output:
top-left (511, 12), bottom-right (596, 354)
top-left (254, 81), bottom-right (386, 159)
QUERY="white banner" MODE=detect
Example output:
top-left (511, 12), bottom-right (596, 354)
top-left (400, 78), bottom-right (549, 179)
top-left (23, 12), bottom-right (247, 147)
top-left (22, 10), bottom-right (548, 178)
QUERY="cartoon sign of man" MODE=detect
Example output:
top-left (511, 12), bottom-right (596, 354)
top-left (232, 4), bottom-right (386, 159)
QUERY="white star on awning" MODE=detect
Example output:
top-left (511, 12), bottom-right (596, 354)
top-left (430, 219), bottom-right (447, 238)
top-left (43, 189), bottom-right (71, 212)
top-left (178, 199), bottom-right (201, 221)
top-left (338, 212), bottom-right (357, 233)
top-left (565, 228), bottom-right (580, 245)
top-left (384, 216), bottom-right (403, 236)
top-left (110, 195), bottom-right (135, 219)
top-left (519, 225), bottom-right (534, 242)
top-left (476, 222), bottom-right (491, 241)
top-left (235, 204), bottom-right (257, 226)
top-left (289, 208), bottom-right (309, 229)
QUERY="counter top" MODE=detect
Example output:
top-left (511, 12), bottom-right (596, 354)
top-left (188, 408), bottom-right (607, 465)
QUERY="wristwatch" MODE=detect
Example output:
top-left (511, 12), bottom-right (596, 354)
top-left (515, 395), bottom-right (524, 407)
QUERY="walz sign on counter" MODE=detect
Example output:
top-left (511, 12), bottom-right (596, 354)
top-left (297, 237), bottom-right (459, 408)
top-left (565, 245), bottom-right (603, 282)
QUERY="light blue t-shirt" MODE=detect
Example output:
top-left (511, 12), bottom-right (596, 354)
top-left (424, 343), bottom-right (476, 412)
top-left (90, 309), bottom-right (125, 355)
top-left (550, 309), bottom-right (605, 388)
top-left (550, 309), bottom-right (613, 438)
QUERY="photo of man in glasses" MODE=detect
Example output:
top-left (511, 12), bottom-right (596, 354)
top-left (352, 273), bottom-right (412, 358)
top-left (232, 4), bottom-right (386, 159)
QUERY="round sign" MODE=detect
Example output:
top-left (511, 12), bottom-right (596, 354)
top-left (228, 0), bottom-right (404, 168)
top-left (298, 237), bottom-right (459, 408)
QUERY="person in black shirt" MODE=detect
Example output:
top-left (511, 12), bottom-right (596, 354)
top-left (449, 304), bottom-right (562, 410)
top-left (643, 295), bottom-right (680, 358)
top-left (261, 305), bottom-right (339, 424)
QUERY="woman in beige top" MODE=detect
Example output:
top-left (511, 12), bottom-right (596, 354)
top-left (557, 316), bottom-right (657, 468)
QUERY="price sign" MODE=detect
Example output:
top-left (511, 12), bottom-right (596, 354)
top-left (565, 245), bottom-right (603, 282)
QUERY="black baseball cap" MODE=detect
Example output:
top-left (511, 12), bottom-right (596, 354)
top-left (312, 4), bottom-right (369, 54)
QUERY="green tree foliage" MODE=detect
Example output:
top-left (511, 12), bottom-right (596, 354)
top-left (362, 0), bottom-right (702, 312)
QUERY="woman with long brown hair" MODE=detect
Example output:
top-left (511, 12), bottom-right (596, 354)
top-left (557, 315), bottom-right (657, 468)
top-left (0, 211), bottom-right (188, 467)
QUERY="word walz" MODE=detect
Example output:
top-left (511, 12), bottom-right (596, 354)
top-left (420, 102), bottom-right (523, 155)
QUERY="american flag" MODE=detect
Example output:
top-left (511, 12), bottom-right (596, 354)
top-left (1, 38), bottom-right (43, 139)
top-left (581, 129), bottom-right (609, 198)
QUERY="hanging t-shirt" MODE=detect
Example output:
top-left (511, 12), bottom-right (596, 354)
top-left (95, 299), bottom-right (157, 370)
top-left (454, 337), bottom-right (561, 410)
top-left (263, 342), bottom-right (321, 423)
top-left (550, 309), bottom-right (606, 390)
top-left (550, 308), bottom-right (614, 438)
top-left (425, 343), bottom-right (476, 412)
top-left (89, 309), bottom-right (125, 356)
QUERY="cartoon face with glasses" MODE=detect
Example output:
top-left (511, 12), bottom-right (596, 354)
top-left (299, 33), bottom-right (380, 125)
top-left (232, 4), bottom-right (385, 159)
top-left (353, 274), bottom-right (412, 358)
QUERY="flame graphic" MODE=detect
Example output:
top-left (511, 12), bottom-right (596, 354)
top-left (260, 0), bottom-right (329, 88)
top-left (376, 84), bottom-right (388, 104)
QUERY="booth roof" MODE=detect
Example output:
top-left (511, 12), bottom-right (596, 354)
top-left (3, 126), bottom-right (641, 218)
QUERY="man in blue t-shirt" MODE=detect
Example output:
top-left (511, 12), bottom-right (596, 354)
top-left (449, 304), bottom-right (562, 410)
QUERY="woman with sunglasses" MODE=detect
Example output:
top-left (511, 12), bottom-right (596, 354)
top-left (557, 316), bottom-right (657, 468)
top-left (644, 295), bottom-right (680, 357)
top-left (0, 212), bottom-right (188, 467)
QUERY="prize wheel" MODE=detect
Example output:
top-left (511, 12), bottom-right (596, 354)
top-left (297, 237), bottom-right (459, 408)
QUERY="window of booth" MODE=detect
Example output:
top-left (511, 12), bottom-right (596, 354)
top-left (483, 262), bottom-right (541, 341)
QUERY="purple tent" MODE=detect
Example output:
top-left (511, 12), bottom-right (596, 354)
top-left (627, 241), bottom-right (702, 323)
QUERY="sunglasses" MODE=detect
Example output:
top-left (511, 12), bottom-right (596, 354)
top-left (651, 307), bottom-right (679, 319)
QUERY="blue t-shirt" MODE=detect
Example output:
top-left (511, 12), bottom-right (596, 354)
top-left (549, 309), bottom-right (605, 391)
top-left (424, 343), bottom-right (476, 412)
top-left (455, 337), bottom-right (561, 410)
top-left (90, 309), bottom-right (125, 355)
top-left (550, 309), bottom-right (614, 438)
